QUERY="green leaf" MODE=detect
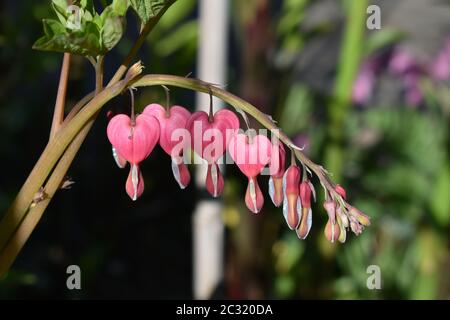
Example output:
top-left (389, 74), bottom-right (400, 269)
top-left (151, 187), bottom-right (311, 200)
top-left (365, 28), bottom-right (405, 56)
top-left (52, 0), bottom-right (68, 25)
top-left (130, 0), bottom-right (175, 24)
top-left (33, 19), bottom-right (103, 56)
top-left (100, 8), bottom-right (125, 51)
top-left (80, 0), bottom-right (95, 12)
top-left (112, 0), bottom-right (129, 16)
top-left (430, 161), bottom-right (450, 226)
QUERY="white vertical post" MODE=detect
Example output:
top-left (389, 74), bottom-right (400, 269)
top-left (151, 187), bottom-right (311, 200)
top-left (193, 0), bottom-right (229, 300)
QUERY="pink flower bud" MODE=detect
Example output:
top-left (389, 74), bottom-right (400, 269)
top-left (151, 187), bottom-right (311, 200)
top-left (297, 181), bottom-right (313, 239)
top-left (336, 206), bottom-right (349, 229)
top-left (268, 143), bottom-right (286, 207)
top-left (282, 165), bottom-right (301, 229)
top-left (299, 181), bottom-right (312, 208)
top-left (335, 184), bottom-right (347, 199)
top-left (324, 218), bottom-right (340, 243)
top-left (349, 206), bottom-right (371, 226)
top-left (323, 200), bottom-right (336, 224)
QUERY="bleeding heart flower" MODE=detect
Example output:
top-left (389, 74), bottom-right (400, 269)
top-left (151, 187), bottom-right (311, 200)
top-left (324, 217), bottom-right (340, 243)
top-left (187, 109), bottom-right (240, 197)
top-left (296, 181), bottom-right (313, 239)
top-left (107, 113), bottom-right (160, 200)
top-left (229, 133), bottom-right (272, 213)
top-left (282, 165), bottom-right (301, 230)
top-left (143, 103), bottom-right (191, 189)
top-left (268, 142), bottom-right (286, 207)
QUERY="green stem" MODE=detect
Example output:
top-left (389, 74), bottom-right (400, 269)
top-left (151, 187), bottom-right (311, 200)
top-left (107, 0), bottom-right (176, 86)
top-left (325, 0), bottom-right (367, 180)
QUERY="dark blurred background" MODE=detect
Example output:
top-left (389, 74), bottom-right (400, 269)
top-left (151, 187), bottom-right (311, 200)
top-left (1, 0), bottom-right (450, 299)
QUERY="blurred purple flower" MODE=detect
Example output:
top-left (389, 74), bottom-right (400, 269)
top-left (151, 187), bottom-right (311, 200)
top-left (429, 37), bottom-right (450, 81)
top-left (388, 47), bottom-right (417, 75)
top-left (352, 61), bottom-right (376, 105)
top-left (404, 71), bottom-right (423, 106)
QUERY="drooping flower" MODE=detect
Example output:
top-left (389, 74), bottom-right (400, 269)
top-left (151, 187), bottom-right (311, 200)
top-left (143, 103), bottom-right (191, 189)
top-left (268, 142), bottom-right (286, 207)
top-left (228, 133), bottom-right (272, 213)
top-left (282, 165), bottom-right (301, 229)
top-left (107, 113), bottom-right (160, 200)
top-left (296, 180), bottom-right (313, 239)
top-left (187, 109), bottom-right (240, 197)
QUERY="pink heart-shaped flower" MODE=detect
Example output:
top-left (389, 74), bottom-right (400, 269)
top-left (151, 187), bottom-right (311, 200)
top-left (229, 133), bottom-right (272, 213)
top-left (187, 109), bottom-right (239, 163)
top-left (228, 133), bottom-right (272, 178)
top-left (143, 103), bottom-right (191, 189)
top-left (143, 103), bottom-right (191, 156)
top-left (107, 113), bottom-right (160, 164)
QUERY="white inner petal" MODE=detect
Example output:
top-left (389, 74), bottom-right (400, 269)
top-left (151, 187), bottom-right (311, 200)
top-left (171, 157), bottom-right (185, 189)
top-left (268, 177), bottom-right (275, 205)
top-left (131, 164), bottom-right (139, 201)
top-left (211, 163), bottom-right (218, 197)
top-left (249, 178), bottom-right (258, 213)
top-left (112, 147), bottom-right (125, 168)
top-left (296, 197), bottom-right (303, 229)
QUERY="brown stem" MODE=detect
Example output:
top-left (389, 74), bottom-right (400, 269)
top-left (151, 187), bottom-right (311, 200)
top-left (50, 53), bottom-right (71, 139)
top-left (95, 56), bottom-right (104, 94)
top-left (0, 120), bottom-right (94, 274)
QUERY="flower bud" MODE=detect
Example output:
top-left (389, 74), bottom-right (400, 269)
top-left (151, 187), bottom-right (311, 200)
top-left (336, 206), bottom-right (349, 228)
top-left (324, 218), bottom-right (340, 243)
top-left (335, 184), bottom-right (347, 199)
top-left (268, 143), bottom-right (286, 207)
top-left (296, 181), bottom-right (313, 239)
top-left (282, 165), bottom-right (301, 229)
top-left (349, 206), bottom-right (371, 226)
top-left (323, 200), bottom-right (336, 224)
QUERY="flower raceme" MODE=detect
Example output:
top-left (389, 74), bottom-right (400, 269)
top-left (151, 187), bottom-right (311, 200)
top-left (106, 102), bottom-right (370, 243)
